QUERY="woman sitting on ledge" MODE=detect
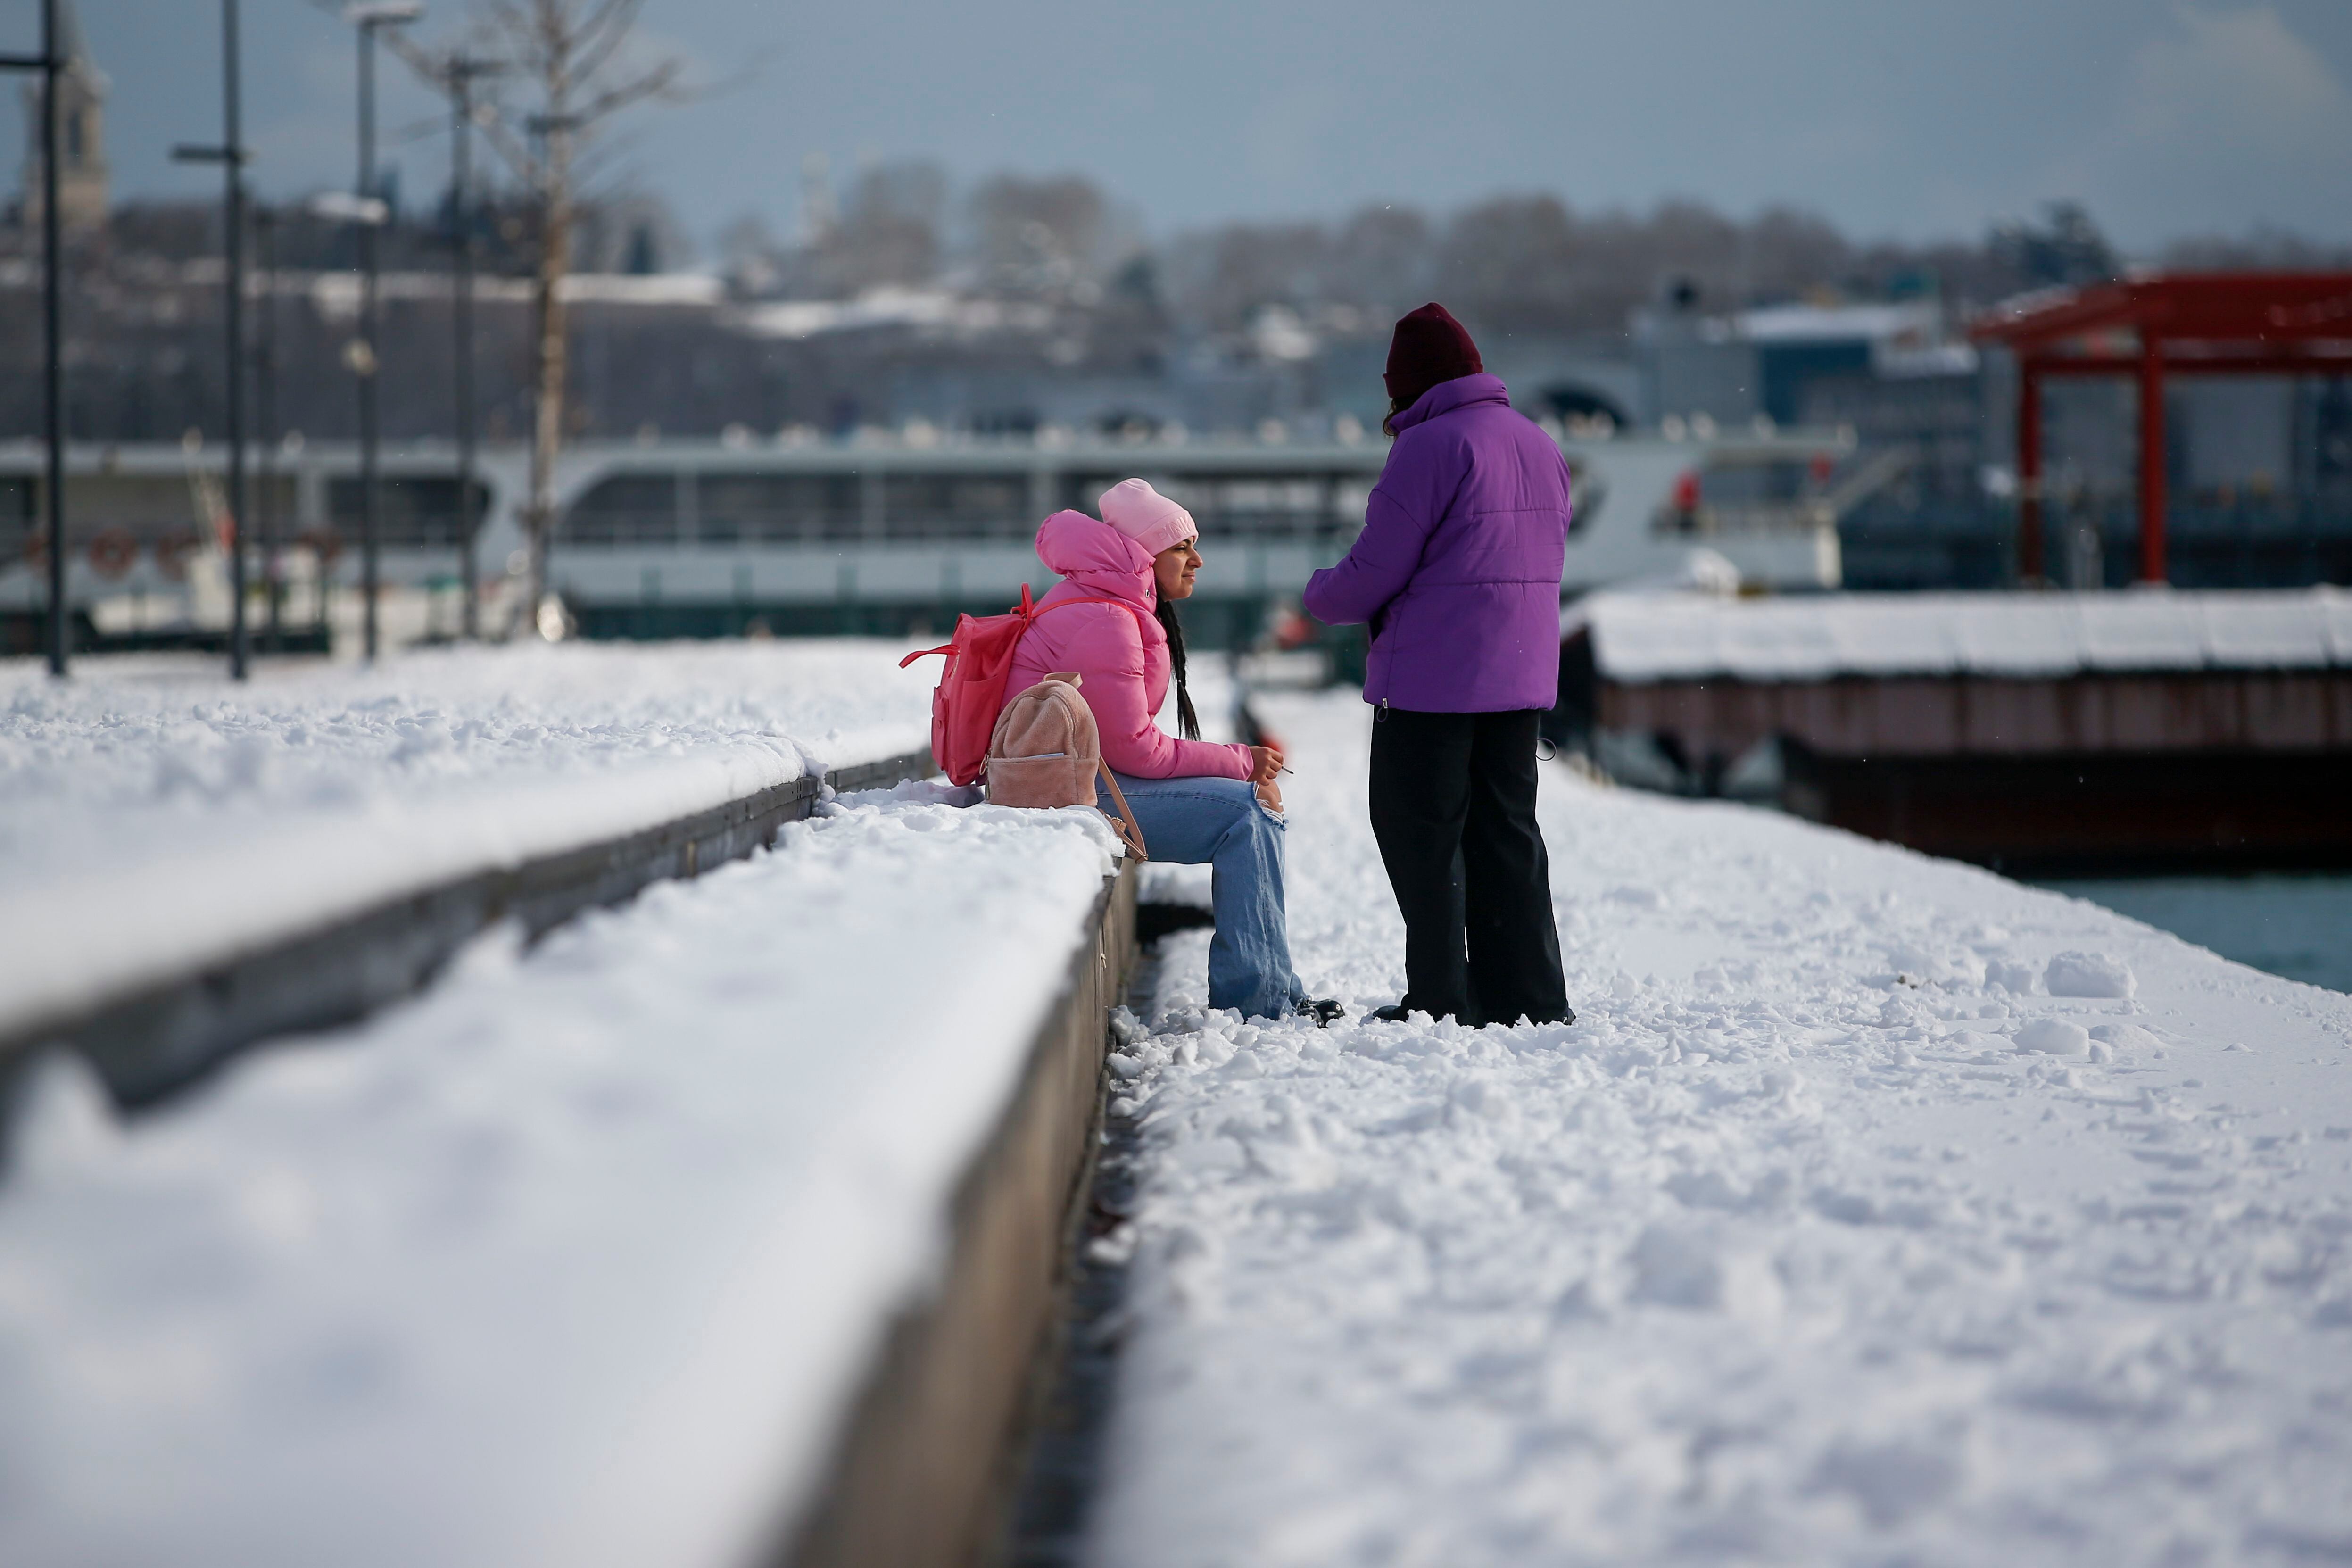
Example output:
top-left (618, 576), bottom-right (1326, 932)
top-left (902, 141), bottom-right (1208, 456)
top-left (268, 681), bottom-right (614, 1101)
top-left (1005, 479), bottom-right (1341, 1026)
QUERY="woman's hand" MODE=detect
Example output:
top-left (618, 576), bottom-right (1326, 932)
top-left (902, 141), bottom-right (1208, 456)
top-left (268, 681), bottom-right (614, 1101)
top-left (1248, 743), bottom-right (1285, 784)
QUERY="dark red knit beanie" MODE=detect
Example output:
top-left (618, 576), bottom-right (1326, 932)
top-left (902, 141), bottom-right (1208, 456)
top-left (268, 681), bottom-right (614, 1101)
top-left (1383, 302), bottom-right (1483, 408)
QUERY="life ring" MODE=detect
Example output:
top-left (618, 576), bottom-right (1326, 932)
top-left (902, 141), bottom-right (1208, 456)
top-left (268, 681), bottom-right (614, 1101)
top-left (87, 527), bottom-right (137, 579)
top-left (298, 528), bottom-right (344, 568)
top-left (153, 529), bottom-right (200, 582)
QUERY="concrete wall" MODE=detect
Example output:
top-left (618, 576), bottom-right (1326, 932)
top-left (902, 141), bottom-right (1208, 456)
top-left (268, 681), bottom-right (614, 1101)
top-left (775, 867), bottom-right (1137, 1568)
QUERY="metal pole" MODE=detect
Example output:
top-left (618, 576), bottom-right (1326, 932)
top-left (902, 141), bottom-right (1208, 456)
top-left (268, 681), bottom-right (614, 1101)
top-left (359, 21), bottom-right (382, 661)
top-left (2016, 363), bottom-right (2043, 586)
top-left (222, 0), bottom-right (248, 679)
top-left (40, 0), bottom-right (65, 676)
top-left (256, 207), bottom-right (281, 650)
top-left (2138, 333), bottom-right (2167, 585)
top-left (453, 65), bottom-right (479, 639)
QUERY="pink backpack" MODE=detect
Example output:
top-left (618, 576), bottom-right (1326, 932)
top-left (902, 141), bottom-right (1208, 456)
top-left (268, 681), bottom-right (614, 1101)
top-left (986, 672), bottom-right (1148, 861)
top-left (899, 584), bottom-right (1149, 787)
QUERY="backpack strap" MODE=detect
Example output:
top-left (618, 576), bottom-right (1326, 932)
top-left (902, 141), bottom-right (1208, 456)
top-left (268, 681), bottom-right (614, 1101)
top-left (1030, 594), bottom-right (1154, 635)
top-left (1094, 759), bottom-right (1149, 863)
top-left (897, 588), bottom-right (1145, 668)
top-left (1043, 597), bottom-right (1158, 864)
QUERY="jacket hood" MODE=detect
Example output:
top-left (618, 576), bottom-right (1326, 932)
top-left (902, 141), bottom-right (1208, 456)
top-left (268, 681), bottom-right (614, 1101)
top-left (1035, 509), bottom-right (1157, 606)
top-left (1389, 372), bottom-right (1511, 435)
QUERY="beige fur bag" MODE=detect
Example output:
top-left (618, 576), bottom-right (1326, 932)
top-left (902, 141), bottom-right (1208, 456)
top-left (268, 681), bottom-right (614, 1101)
top-left (985, 672), bottom-right (1148, 861)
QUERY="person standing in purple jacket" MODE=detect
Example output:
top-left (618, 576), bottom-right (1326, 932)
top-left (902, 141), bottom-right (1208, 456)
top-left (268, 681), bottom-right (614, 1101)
top-left (1303, 303), bottom-right (1574, 1028)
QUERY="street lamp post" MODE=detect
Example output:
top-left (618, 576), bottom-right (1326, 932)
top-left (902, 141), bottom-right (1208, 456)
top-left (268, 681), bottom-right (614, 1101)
top-left (308, 183), bottom-right (391, 651)
top-left (173, 0), bottom-right (253, 680)
top-left (254, 205), bottom-right (281, 651)
top-left (346, 1), bottom-right (422, 661)
top-left (523, 110), bottom-right (581, 639)
top-left (445, 55), bottom-right (501, 641)
top-left (0, 0), bottom-right (67, 677)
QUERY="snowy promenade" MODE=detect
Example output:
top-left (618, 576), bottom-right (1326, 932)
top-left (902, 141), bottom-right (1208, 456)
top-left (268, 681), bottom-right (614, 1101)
top-left (1096, 691), bottom-right (2352, 1567)
top-left (0, 644), bottom-right (930, 1062)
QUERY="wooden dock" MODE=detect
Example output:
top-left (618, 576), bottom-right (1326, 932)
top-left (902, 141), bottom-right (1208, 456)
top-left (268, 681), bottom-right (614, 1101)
top-left (1569, 588), bottom-right (2352, 871)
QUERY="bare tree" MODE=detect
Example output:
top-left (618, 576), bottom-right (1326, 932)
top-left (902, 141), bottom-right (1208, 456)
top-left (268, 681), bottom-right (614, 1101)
top-left (380, 0), bottom-right (690, 631)
top-left (791, 159), bottom-right (947, 299)
top-left (969, 174), bottom-right (1109, 299)
top-left (488, 1), bottom-right (686, 629)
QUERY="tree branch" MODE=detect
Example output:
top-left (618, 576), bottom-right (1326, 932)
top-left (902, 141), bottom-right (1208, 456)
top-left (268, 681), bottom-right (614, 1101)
top-left (566, 0), bottom-right (650, 87)
top-left (569, 55), bottom-right (688, 129)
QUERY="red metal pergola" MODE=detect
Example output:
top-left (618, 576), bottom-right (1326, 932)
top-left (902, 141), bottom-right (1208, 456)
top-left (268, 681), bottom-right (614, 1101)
top-left (1970, 273), bottom-right (2352, 583)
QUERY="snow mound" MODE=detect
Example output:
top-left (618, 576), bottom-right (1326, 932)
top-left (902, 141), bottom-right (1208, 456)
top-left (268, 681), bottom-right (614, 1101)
top-left (2089, 1021), bottom-right (2164, 1053)
top-left (1628, 1221), bottom-right (1784, 1319)
top-left (2012, 1017), bottom-right (2091, 1055)
top-left (2044, 950), bottom-right (2137, 998)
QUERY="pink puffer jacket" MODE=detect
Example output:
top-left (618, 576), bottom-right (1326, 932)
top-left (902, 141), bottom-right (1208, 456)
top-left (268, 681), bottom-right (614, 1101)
top-left (1007, 511), bottom-right (1253, 781)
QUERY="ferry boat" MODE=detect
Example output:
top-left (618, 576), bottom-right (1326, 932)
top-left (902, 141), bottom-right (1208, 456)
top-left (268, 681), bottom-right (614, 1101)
top-left (0, 424), bottom-right (1871, 652)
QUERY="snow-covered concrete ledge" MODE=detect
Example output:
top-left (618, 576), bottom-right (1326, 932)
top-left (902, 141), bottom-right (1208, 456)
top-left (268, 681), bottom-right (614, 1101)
top-left (786, 859), bottom-right (1137, 1568)
top-left (0, 644), bottom-right (936, 1103)
top-left (0, 784), bottom-right (1136, 1568)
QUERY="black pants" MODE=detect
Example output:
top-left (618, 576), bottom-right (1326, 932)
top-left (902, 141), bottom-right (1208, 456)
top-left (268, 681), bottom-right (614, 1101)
top-left (1368, 706), bottom-right (1569, 1026)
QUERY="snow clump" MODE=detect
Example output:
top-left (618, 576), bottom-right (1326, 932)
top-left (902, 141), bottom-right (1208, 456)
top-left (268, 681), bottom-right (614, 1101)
top-left (2044, 950), bottom-right (2136, 998)
top-left (2013, 1017), bottom-right (2092, 1055)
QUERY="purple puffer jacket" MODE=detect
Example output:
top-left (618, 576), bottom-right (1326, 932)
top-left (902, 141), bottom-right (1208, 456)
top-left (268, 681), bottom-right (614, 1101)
top-left (1303, 374), bottom-right (1571, 712)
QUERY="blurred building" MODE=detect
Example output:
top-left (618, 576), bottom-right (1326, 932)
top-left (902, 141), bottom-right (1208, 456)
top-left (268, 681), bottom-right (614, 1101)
top-left (13, 0), bottom-right (107, 234)
top-left (0, 23), bottom-right (2340, 597)
top-left (1624, 270), bottom-right (2350, 592)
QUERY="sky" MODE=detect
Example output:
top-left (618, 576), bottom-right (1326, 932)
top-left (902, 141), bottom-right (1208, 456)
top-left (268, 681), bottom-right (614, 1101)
top-left (5, 0), bottom-right (2351, 261)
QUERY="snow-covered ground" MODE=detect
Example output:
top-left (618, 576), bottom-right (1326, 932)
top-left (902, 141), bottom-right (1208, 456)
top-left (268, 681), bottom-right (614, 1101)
top-left (0, 782), bottom-right (1123, 1568)
top-left (0, 642), bottom-right (930, 1041)
top-left (10, 647), bottom-right (2347, 1565)
top-left (1094, 690), bottom-right (2352, 1567)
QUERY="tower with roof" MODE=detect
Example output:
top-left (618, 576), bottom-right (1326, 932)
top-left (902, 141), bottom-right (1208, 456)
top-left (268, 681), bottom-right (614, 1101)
top-left (18, 0), bottom-right (108, 233)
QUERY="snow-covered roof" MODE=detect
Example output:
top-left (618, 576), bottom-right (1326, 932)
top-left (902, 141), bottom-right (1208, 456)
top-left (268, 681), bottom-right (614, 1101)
top-left (1733, 301), bottom-right (1940, 344)
top-left (726, 287), bottom-right (1050, 341)
top-left (1587, 588), bottom-right (2352, 682)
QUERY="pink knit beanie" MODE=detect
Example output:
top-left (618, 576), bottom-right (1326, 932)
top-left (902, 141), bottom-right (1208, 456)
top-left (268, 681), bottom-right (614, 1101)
top-left (1099, 478), bottom-right (1198, 558)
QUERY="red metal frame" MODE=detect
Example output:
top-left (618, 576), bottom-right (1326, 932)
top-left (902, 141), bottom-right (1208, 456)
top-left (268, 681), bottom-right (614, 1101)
top-left (1971, 273), bottom-right (2352, 584)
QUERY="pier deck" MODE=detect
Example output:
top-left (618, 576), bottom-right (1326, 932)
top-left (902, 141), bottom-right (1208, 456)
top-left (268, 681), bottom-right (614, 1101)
top-left (1577, 587), bottom-right (2352, 869)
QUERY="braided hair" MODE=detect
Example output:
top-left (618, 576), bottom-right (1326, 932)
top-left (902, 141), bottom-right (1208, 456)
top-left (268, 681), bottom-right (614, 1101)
top-left (1155, 596), bottom-right (1201, 740)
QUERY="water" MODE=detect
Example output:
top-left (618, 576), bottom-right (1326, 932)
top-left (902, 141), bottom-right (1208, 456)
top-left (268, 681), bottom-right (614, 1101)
top-left (2035, 874), bottom-right (2352, 994)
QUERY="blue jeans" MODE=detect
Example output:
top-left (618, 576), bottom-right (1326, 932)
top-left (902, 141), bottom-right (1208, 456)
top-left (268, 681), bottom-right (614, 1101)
top-left (1100, 771), bottom-right (1304, 1020)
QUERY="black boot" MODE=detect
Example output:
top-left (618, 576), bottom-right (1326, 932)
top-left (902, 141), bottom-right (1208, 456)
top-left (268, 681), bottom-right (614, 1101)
top-left (1371, 1001), bottom-right (1576, 1027)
